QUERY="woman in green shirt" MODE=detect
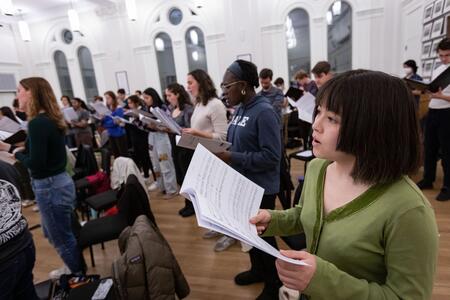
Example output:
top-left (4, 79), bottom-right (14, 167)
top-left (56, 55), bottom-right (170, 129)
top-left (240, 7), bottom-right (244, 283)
top-left (251, 70), bottom-right (439, 299)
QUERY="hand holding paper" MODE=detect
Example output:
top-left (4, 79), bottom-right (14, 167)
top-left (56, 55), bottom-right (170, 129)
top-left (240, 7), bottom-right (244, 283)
top-left (180, 144), bottom-right (307, 266)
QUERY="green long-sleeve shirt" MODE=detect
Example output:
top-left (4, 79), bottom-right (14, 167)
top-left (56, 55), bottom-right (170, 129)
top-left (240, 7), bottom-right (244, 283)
top-left (15, 113), bottom-right (67, 179)
top-left (264, 159), bottom-right (438, 300)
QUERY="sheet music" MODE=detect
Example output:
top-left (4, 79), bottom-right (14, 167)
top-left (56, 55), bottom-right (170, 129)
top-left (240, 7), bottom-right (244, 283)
top-left (287, 97), bottom-right (298, 108)
top-left (150, 107), bottom-right (182, 135)
top-left (92, 102), bottom-right (112, 116)
top-left (0, 117), bottom-right (22, 134)
top-left (62, 107), bottom-right (79, 122)
top-left (176, 133), bottom-right (231, 153)
top-left (296, 92), bottom-right (316, 124)
top-left (180, 144), bottom-right (307, 266)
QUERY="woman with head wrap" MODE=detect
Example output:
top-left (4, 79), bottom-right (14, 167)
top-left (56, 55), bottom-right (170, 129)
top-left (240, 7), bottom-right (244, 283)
top-left (218, 60), bottom-right (282, 299)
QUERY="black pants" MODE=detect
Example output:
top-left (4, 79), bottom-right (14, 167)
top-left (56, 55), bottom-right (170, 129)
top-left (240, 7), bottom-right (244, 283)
top-left (423, 108), bottom-right (450, 187)
top-left (132, 136), bottom-right (153, 179)
top-left (249, 194), bottom-right (281, 289)
top-left (109, 135), bottom-right (128, 158)
top-left (0, 242), bottom-right (38, 300)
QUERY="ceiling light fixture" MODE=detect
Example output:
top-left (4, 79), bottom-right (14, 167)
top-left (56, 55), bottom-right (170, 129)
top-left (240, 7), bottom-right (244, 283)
top-left (125, 0), bottom-right (137, 21)
top-left (332, 1), bottom-right (342, 16)
top-left (17, 10), bottom-right (30, 42)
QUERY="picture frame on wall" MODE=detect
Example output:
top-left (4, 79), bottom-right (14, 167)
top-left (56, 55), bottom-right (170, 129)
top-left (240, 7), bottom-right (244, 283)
top-left (433, 0), bottom-right (444, 19)
top-left (431, 39), bottom-right (440, 57)
top-left (423, 22), bottom-right (433, 40)
top-left (424, 3), bottom-right (434, 22)
top-left (423, 59), bottom-right (434, 77)
top-left (431, 17), bottom-right (444, 37)
top-left (422, 41), bottom-right (432, 58)
top-left (444, 0), bottom-right (450, 13)
top-left (433, 58), bottom-right (443, 71)
top-left (115, 71), bottom-right (130, 95)
top-left (236, 53), bottom-right (252, 62)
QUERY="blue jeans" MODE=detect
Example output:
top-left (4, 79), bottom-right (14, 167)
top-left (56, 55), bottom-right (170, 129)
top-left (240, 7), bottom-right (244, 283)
top-left (0, 242), bottom-right (38, 300)
top-left (148, 132), bottom-right (178, 194)
top-left (31, 172), bottom-right (83, 274)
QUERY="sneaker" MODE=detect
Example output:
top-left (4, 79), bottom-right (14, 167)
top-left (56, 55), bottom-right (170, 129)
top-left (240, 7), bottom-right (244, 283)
top-left (214, 236), bottom-right (236, 252)
top-left (202, 230), bottom-right (221, 239)
top-left (436, 187), bottom-right (450, 201)
top-left (163, 192), bottom-right (178, 200)
top-left (416, 179), bottom-right (433, 190)
top-left (180, 206), bottom-right (195, 217)
top-left (234, 270), bottom-right (263, 286)
top-left (49, 265), bottom-right (71, 281)
top-left (148, 182), bottom-right (159, 192)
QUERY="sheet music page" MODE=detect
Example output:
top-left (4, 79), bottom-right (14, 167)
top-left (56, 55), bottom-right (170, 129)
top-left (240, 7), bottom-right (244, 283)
top-left (92, 102), bottom-right (112, 116)
top-left (150, 107), bottom-right (182, 135)
top-left (287, 97), bottom-right (298, 108)
top-left (180, 144), bottom-right (307, 266)
top-left (0, 130), bottom-right (12, 140)
top-left (0, 117), bottom-right (22, 133)
top-left (296, 92), bottom-right (316, 124)
top-left (176, 133), bottom-right (231, 153)
top-left (62, 107), bottom-right (79, 122)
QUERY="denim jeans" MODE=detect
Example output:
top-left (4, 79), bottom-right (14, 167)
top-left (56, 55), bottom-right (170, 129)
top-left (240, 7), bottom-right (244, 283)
top-left (0, 242), bottom-right (38, 300)
top-left (31, 172), bottom-right (84, 274)
top-left (148, 132), bottom-right (178, 194)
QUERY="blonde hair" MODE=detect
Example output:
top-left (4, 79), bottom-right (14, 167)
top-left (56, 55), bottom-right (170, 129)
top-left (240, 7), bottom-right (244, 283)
top-left (19, 77), bottom-right (67, 132)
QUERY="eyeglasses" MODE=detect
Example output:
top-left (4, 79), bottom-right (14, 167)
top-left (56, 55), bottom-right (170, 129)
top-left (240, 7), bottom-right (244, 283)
top-left (220, 81), bottom-right (244, 91)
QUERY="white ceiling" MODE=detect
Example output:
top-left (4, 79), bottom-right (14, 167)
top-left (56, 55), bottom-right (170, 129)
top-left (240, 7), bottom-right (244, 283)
top-left (0, 0), bottom-right (117, 24)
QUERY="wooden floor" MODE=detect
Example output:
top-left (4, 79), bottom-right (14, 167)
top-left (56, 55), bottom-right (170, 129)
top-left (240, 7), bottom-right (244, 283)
top-left (25, 158), bottom-right (450, 299)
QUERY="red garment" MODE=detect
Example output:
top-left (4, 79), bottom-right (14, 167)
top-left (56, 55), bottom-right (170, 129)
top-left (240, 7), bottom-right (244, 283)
top-left (86, 171), bottom-right (110, 194)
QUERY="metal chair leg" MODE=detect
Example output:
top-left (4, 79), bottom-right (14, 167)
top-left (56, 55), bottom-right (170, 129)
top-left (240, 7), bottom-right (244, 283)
top-left (89, 245), bottom-right (95, 267)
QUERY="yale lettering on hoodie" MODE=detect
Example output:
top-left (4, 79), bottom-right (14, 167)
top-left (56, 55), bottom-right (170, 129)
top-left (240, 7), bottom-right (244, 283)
top-left (230, 115), bottom-right (249, 127)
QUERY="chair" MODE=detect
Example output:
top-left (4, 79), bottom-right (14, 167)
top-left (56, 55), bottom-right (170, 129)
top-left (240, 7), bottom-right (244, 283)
top-left (78, 174), bottom-right (156, 267)
top-left (72, 144), bottom-right (99, 180)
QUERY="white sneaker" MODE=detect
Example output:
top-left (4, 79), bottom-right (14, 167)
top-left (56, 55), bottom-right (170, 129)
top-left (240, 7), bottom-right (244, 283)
top-left (148, 182), bottom-right (159, 192)
top-left (49, 265), bottom-right (71, 281)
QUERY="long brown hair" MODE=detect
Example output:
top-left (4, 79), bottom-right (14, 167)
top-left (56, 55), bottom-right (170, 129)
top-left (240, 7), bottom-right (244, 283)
top-left (188, 69), bottom-right (218, 106)
top-left (104, 91), bottom-right (118, 110)
top-left (19, 77), bottom-right (67, 131)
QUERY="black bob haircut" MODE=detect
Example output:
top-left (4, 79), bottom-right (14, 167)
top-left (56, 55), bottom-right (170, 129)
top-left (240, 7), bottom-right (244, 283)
top-left (313, 69), bottom-right (420, 185)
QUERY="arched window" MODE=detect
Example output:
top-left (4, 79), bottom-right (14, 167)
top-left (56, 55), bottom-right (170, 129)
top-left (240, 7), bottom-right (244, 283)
top-left (154, 32), bottom-right (177, 92)
top-left (185, 26), bottom-right (208, 72)
top-left (327, 1), bottom-right (352, 72)
top-left (77, 46), bottom-right (99, 102)
top-left (286, 8), bottom-right (311, 80)
top-left (53, 50), bottom-right (74, 98)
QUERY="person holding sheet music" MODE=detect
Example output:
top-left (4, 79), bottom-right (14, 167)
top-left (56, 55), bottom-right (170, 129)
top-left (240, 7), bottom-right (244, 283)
top-left (13, 77), bottom-right (86, 279)
top-left (125, 95), bottom-right (155, 182)
top-left (142, 87), bottom-right (178, 199)
top-left (102, 91), bottom-right (128, 158)
top-left (184, 69), bottom-right (233, 247)
top-left (416, 38), bottom-right (450, 201)
top-left (250, 70), bottom-right (438, 300)
top-left (184, 69), bottom-right (228, 141)
top-left (218, 60), bottom-right (282, 300)
top-left (403, 59), bottom-right (423, 106)
top-left (165, 83), bottom-right (195, 217)
top-left (69, 97), bottom-right (93, 147)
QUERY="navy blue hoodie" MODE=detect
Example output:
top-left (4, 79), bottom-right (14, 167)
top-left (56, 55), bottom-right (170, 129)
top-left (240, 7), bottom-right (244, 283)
top-left (227, 95), bottom-right (281, 195)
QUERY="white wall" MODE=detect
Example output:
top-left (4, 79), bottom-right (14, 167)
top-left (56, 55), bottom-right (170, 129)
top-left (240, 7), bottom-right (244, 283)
top-left (0, 0), bottom-right (430, 101)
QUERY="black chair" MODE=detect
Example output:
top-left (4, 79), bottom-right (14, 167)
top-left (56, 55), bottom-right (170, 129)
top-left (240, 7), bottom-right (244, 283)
top-left (73, 144), bottom-right (98, 181)
top-left (78, 174), bottom-right (155, 267)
